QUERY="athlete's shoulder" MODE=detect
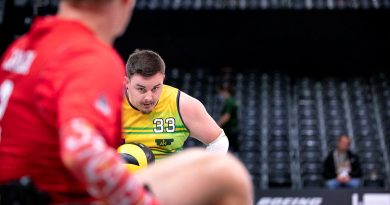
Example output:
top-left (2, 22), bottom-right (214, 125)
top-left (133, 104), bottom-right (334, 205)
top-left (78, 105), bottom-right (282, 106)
top-left (178, 91), bottom-right (205, 114)
top-left (36, 33), bottom-right (124, 97)
top-left (161, 84), bottom-right (180, 98)
top-left (163, 84), bottom-right (179, 91)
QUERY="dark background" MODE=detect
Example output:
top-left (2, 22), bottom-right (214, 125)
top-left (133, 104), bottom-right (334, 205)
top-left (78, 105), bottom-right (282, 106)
top-left (115, 10), bottom-right (390, 77)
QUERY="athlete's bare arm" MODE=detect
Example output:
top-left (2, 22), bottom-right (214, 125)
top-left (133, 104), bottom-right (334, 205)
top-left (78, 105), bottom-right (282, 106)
top-left (179, 92), bottom-right (229, 152)
top-left (179, 92), bottom-right (220, 144)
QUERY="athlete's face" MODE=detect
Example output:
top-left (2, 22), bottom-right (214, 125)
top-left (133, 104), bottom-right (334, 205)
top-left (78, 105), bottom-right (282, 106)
top-left (125, 73), bottom-right (164, 114)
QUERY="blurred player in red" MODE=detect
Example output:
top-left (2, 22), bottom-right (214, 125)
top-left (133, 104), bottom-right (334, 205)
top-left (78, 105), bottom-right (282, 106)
top-left (0, 0), bottom-right (252, 204)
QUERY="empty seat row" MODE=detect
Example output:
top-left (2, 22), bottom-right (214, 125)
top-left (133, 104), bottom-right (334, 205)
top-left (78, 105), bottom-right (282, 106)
top-left (169, 70), bottom-right (390, 189)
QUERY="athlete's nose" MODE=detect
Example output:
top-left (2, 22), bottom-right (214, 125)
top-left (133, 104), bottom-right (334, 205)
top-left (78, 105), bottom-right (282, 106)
top-left (144, 91), bottom-right (153, 102)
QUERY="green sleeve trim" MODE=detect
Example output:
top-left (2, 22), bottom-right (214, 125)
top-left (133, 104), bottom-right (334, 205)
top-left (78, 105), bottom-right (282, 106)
top-left (177, 90), bottom-right (190, 132)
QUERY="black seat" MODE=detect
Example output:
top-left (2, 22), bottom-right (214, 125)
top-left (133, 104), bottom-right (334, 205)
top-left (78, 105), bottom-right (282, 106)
top-left (270, 129), bottom-right (289, 138)
top-left (240, 140), bottom-right (260, 152)
top-left (301, 139), bottom-right (321, 151)
top-left (354, 118), bottom-right (371, 127)
top-left (240, 152), bottom-right (261, 163)
top-left (298, 88), bottom-right (314, 98)
top-left (271, 109), bottom-right (287, 118)
top-left (326, 119), bottom-right (344, 127)
top-left (299, 109), bottom-right (317, 117)
top-left (269, 134), bottom-right (288, 141)
top-left (357, 140), bottom-right (378, 151)
top-left (327, 129), bottom-right (346, 138)
top-left (298, 99), bottom-right (316, 107)
top-left (301, 163), bottom-right (323, 175)
top-left (245, 162), bottom-right (260, 175)
top-left (364, 177), bottom-right (385, 188)
top-left (271, 97), bottom-right (285, 106)
top-left (327, 99), bottom-right (341, 106)
top-left (301, 151), bottom-right (322, 163)
top-left (269, 162), bottom-right (290, 172)
top-left (269, 151), bottom-right (290, 162)
top-left (324, 103), bottom-right (344, 111)
top-left (269, 171), bottom-right (292, 188)
top-left (271, 118), bottom-right (287, 127)
top-left (355, 129), bottom-right (372, 140)
top-left (269, 140), bottom-right (289, 151)
top-left (325, 107), bottom-right (344, 117)
top-left (354, 109), bottom-right (370, 117)
top-left (242, 129), bottom-right (259, 139)
top-left (361, 163), bottom-right (384, 175)
top-left (299, 114), bottom-right (317, 121)
top-left (302, 174), bottom-right (323, 187)
top-left (359, 152), bottom-right (382, 163)
top-left (299, 125), bottom-right (318, 133)
top-left (300, 129), bottom-right (318, 137)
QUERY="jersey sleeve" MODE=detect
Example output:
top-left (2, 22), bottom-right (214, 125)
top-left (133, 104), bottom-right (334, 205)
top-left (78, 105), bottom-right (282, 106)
top-left (35, 48), bottom-right (125, 147)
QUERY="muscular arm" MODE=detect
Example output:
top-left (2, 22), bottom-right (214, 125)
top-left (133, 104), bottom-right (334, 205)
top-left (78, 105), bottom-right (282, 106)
top-left (60, 118), bottom-right (158, 205)
top-left (179, 92), bottom-right (229, 153)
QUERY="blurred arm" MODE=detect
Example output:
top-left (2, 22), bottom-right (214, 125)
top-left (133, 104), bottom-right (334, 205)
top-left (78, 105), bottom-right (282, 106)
top-left (60, 118), bottom-right (158, 205)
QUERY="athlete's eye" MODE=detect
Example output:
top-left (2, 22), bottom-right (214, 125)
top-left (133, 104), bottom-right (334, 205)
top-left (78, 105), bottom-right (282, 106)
top-left (137, 87), bottom-right (145, 93)
top-left (152, 87), bottom-right (159, 92)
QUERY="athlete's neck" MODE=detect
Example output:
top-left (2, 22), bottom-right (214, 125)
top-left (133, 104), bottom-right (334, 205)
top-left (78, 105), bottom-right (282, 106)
top-left (57, 3), bottom-right (116, 45)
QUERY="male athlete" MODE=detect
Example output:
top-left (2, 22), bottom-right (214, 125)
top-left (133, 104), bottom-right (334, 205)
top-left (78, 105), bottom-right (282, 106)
top-left (0, 0), bottom-right (252, 204)
top-left (122, 50), bottom-right (229, 159)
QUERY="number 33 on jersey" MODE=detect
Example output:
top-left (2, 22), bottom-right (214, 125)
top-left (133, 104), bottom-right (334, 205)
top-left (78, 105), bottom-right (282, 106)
top-left (122, 85), bottom-right (190, 160)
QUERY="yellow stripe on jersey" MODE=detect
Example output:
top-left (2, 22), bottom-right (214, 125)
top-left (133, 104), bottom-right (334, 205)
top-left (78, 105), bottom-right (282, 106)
top-left (122, 85), bottom-right (190, 160)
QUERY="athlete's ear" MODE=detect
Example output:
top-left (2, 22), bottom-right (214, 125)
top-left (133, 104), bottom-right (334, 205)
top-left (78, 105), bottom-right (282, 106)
top-left (123, 76), bottom-right (130, 89)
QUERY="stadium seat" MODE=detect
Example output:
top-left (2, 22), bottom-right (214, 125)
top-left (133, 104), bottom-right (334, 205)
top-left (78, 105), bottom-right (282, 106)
top-left (269, 151), bottom-right (290, 162)
top-left (300, 151), bottom-right (322, 163)
top-left (167, 69), bottom-right (390, 189)
top-left (302, 174), bottom-right (324, 187)
top-left (269, 140), bottom-right (289, 152)
top-left (301, 163), bottom-right (323, 175)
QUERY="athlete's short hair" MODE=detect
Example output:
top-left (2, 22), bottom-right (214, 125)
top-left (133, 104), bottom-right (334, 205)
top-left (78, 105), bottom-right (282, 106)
top-left (126, 50), bottom-right (165, 77)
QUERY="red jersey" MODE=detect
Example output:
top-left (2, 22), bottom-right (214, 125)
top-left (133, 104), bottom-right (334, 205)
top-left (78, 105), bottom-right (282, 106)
top-left (0, 17), bottom-right (124, 203)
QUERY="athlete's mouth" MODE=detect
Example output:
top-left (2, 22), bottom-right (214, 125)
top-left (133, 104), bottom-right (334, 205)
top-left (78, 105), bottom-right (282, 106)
top-left (142, 102), bottom-right (154, 108)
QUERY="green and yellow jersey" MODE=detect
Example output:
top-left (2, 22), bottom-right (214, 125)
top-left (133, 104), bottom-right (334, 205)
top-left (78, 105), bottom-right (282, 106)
top-left (122, 85), bottom-right (190, 160)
